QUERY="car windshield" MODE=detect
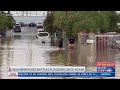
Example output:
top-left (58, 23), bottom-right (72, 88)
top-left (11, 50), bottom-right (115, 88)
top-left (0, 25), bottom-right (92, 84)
top-left (15, 26), bottom-right (20, 28)
top-left (38, 33), bottom-right (48, 36)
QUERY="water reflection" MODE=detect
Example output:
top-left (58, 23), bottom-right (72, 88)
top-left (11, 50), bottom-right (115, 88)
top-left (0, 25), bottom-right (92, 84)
top-left (48, 46), bottom-right (78, 66)
top-left (1, 36), bottom-right (6, 45)
top-left (0, 38), bottom-right (2, 79)
top-left (48, 50), bottom-right (65, 66)
top-left (49, 42), bottom-right (120, 69)
top-left (14, 35), bottom-right (21, 40)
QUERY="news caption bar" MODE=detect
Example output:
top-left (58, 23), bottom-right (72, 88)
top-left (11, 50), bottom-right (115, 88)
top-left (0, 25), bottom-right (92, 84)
top-left (8, 66), bottom-right (115, 77)
top-left (8, 67), bottom-right (85, 72)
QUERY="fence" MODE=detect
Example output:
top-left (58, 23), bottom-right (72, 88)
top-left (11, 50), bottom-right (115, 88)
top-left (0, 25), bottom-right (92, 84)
top-left (77, 32), bottom-right (120, 63)
top-left (95, 34), bottom-right (120, 61)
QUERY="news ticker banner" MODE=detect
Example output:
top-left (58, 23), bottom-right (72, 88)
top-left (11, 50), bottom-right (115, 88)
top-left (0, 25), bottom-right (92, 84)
top-left (8, 72), bottom-right (115, 77)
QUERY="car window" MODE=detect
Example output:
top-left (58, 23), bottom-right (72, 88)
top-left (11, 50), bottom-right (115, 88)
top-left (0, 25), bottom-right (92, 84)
top-left (39, 30), bottom-right (45, 32)
top-left (38, 33), bottom-right (48, 36)
top-left (15, 26), bottom-right (21, 28)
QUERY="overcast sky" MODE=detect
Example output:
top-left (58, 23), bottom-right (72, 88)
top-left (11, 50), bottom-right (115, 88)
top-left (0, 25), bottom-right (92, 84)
top-left (9, 11), bottom-right (47, 16)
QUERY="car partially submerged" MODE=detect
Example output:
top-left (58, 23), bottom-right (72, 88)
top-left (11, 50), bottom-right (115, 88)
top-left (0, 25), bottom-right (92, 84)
top-left (29, 23), bottom-right (36, 27)
top-left (36, 32), bottom-right (51, 43)
top-left (37, 23), bottom-right (43, 28)
top-left (37, 29), bottom-right (45, 33)
top-left (13, 25), bottom-right (21, 32)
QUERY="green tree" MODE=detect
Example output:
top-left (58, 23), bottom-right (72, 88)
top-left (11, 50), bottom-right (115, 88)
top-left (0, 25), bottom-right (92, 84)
top-left (0, 12), bottom-right (7, 29)
top-left (0, 11), bottom-right (15, 35)
top-left (5, 16), bottom-right (15, 29)
top-left (44, 11), bottom-right (55, 34)
top-left (44, 11), bottom-right (119, 39)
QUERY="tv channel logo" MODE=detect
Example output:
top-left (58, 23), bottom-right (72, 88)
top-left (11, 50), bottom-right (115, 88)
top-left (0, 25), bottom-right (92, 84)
top-left (97, 67), bottom-right (115, 72)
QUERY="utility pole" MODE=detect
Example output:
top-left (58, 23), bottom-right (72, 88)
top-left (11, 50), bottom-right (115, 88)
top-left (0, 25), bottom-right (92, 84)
top-left (6, 11), bottom-right (11, 16)
top-left (30, 11), bottom-right (31, 16)
top-left (43, 12), bottom-right (45, 17)
top-left (26, 11), bottom-right (28, 16)
top-left (36, 11), bottom-right (37, 16)
top-left (22, 11), bottom-right (24, 16)
top-left (8, 11), bottom-right (10, 14)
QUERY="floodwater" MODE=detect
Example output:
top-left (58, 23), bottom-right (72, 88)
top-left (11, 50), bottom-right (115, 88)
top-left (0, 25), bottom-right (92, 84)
top-left (0, 27), bottom-right (120, 79)
top-left (0, 27), bottom-right (59, 79)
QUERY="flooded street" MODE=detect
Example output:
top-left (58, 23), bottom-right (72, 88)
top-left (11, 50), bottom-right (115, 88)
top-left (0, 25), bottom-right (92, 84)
top-left (0, 27), bottom-right (60, 79)
top-left (0, 27), bottom-right (120, 79)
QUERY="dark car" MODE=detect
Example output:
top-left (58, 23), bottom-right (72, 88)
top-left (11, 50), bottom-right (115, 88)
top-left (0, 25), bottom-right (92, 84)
top-left (19, 22), bottom-right (24, 27)
top-left (13, 25), bottom-right (21, 32)
top-left (29, 23), bottom-right (37, 27)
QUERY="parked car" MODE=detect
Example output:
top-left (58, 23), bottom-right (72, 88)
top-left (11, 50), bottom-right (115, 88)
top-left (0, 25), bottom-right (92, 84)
top-left (36, 32), bottom-right (51, 43)
top-left (19, 22), bottom-right (24, 27)
top-left (29, 23), bottom-right (37, 27)
top-left (13, 25), bottom-right (21, 32)
top-left (37, 23), bottom-right (43, 28)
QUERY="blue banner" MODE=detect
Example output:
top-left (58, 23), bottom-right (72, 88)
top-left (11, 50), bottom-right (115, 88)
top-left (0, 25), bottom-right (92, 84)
top-left (18, 72), bottom-right (115, 77)
top-left (97, 67), bottom-right (115, 72)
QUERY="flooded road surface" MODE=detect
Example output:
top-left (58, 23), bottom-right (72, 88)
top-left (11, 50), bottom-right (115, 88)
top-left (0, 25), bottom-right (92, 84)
top-left (0, 27), bottom-right (120, 79)
top-left (48, 44), bottom-right (120, 79)
top-left (0, 27), bottom-right (60, 79)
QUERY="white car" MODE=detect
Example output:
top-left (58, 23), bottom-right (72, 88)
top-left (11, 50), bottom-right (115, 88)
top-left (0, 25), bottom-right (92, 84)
top-left (37, 23), bottom-right (43, 28)
top-left (36, 32), bottom-right (51, 43)
top-left (37, 28), bottom-right (45, 33)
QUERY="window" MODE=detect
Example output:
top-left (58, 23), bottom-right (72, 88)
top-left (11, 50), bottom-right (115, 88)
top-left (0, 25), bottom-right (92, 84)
top-left (38, 33), bottom-right (48, 36)
top-left (15, 26), bottom-right (21, 29)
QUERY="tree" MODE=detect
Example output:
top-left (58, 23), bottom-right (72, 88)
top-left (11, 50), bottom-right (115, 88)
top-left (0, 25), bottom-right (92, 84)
top-left (5, 16), bottom-right (15, 29)
top-left (108, 11), bottom-right (119, 31)
top-left (0, 11), bottom-right (15, 35)
top-left (0, 12), bottom-right (7, 29)
top-left (44, 11), bottom-right (55, 34)
top-left (44, 11), bottom-right (119, 39)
